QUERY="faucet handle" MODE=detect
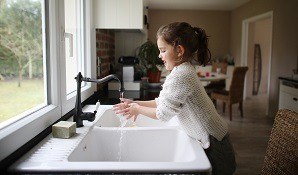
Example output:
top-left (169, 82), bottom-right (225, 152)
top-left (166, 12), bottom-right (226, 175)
top-left (80, 112), bottom-right (96, 122)
top-left (94, 101), bottom-right (100, 113)
top-left (87, 113), bottom-right (96, 122)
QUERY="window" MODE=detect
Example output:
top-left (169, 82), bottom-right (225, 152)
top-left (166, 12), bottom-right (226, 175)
top-left (0, 0), bottom-right (95, 162)
top-left (64, 0), bottom-right (85, 95)
top-left (0, 0), bottom-right (47, 127)
top-left (60, 0), bottom-right (93, 115)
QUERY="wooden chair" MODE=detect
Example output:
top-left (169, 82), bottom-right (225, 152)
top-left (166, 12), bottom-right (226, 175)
top-left (261, 109), bottom-right (298, 175)
top-left (211, 66), bottom-right (248, 121)
top-left (211, 62), bottom-right (228, 74)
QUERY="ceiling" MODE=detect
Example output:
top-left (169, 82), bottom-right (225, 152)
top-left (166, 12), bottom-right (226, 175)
top-left (147, 0), bottom-right (250, 11)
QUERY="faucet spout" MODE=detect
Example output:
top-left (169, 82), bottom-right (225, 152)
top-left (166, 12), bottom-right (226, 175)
top-left (73, 72), bottom-right (124, 127)
top-left (82, 74), bottom-right (125, 92)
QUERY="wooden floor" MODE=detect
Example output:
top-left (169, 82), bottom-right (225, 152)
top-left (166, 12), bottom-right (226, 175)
top-left (214, 94), bottom-right (274, 175)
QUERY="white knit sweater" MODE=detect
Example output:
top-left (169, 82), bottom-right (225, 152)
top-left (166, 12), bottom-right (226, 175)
top-left (156, 62), bottom-right (228, 149)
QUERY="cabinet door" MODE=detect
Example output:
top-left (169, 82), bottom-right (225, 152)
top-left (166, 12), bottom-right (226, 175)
top-left (107, 0), bottom-right (117, 28)
top-left (93, 0), bottom-right (117, 28)
top-left (117, 0), bottom-right (130, 28)
top-left (93, 0), bottom-right (143, 29)
top-left (93, 0), bottom-right (103, 27)
top-left (129, 0), bottom-right (143, 29)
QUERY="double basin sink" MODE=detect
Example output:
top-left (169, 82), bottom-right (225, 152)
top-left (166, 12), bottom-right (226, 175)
top-left (10, 105), bottom-right (211, 173)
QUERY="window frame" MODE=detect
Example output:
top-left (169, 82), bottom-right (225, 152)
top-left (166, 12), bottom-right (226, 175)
top-left (0, 0), bottom-right (96, 162)
top-left (59, 0), bottom-right (95, 115)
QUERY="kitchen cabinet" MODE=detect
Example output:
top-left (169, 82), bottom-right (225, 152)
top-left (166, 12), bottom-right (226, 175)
top-left (279, 78), bottom-right (298, 113)
top-left (93, 0), bottom-right (147, 31)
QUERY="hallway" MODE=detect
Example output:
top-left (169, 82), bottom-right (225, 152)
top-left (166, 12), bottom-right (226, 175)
top-left (215, 94), bottom-right (274, 175)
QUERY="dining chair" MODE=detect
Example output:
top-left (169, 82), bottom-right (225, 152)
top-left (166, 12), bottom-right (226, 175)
top-left (211, 62), bottom-right (228, 74)
top-left (211, 66), bottom-right (248, 121)
top-left (204, 62), bottom-right (228, 95)
top-left (261, 109), bottom-right (298, 175)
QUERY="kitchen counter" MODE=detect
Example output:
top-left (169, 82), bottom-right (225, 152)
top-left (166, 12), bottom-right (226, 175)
top-left (279, 76), bottom-right (298, 84)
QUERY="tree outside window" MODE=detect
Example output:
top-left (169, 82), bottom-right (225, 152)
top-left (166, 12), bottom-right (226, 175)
top-left (0, 0), bottom-right (45, 123)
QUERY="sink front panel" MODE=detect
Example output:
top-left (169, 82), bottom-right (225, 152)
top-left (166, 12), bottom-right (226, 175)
top-left (68, 127), bottom-right (195, 162)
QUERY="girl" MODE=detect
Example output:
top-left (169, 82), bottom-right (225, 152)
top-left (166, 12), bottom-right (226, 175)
top-left (113, 22), bottom-right (236, 175)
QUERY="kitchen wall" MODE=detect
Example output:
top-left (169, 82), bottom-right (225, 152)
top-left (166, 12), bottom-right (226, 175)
top-left (230, 0), bottom-right (298, 117)
top-left (95, 29), bottom-right (147, 83)
top-left (114, 31), bottom-right (147, 76)
top-left (95, 29), bottom-right (115, 90)
top-left (148, 10), bottom-right (231, 59)
top-left (115, 31), bottom-right (147, 59)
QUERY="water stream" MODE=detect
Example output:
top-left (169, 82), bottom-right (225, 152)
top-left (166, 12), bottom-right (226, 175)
top-left (117, 91), bottom-right (126, 161)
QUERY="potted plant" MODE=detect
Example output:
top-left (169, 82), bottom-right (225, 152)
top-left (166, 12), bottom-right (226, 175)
top-left (137, 40), bottom-right (163, 83)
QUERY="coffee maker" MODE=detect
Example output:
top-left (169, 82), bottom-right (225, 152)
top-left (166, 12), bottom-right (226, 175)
top-left (108, 56), bottom-right (140, 92)
top-left (118, 56), bottom-right (139, 82)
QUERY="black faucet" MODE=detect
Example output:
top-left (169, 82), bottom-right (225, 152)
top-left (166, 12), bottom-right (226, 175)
top-left (74, 72), bottom-right (124, 127)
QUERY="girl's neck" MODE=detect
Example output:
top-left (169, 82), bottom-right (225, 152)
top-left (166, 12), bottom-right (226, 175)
top-left (176, 61), bottom-right (189, 67)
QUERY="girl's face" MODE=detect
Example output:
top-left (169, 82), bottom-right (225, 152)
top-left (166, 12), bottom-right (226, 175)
top-left (157, 37), bottom-right (180, 71)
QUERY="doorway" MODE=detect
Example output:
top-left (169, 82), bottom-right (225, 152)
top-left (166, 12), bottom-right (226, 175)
top-left (241, 11), bottom-right (273, 116)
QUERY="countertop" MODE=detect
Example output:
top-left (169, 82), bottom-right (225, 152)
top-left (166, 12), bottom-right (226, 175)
top-left (279, 76), bottom-right (298, 84)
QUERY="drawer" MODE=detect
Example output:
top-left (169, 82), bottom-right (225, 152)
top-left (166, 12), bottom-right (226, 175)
top-left (279, 91), bottom-right (298, 112)
top-left (280, 84), bottom-right (298, 96)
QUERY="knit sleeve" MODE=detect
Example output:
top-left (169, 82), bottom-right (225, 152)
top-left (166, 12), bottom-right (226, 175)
top-left (156, 71), bottom-right (193, 122)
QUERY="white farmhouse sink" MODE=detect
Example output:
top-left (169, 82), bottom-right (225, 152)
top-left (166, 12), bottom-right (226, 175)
top-left (69, 127), bottom-right (193, 162)
top-left (67, 127), bottom-right (210, 172)
top-left (95, 108), bottom-right (180, 128)
top-left (10, 105), bottom-right (211, 173)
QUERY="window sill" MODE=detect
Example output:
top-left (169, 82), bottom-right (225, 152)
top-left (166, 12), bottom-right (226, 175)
top-left (0, 104), bottom-right (61, 162)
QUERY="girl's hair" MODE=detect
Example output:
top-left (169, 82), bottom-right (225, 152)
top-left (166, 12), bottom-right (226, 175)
top-left (156, 22), bottom-right (211, 66)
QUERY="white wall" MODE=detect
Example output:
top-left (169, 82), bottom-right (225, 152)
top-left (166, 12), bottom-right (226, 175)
top-left (114, 31), bottom-right (147, 75)
top-left (115, 31), bottom-right (147, 59)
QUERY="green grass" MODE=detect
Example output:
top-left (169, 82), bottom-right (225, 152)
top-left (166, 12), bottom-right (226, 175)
top-left (0, 79), bottom-right (44, 123)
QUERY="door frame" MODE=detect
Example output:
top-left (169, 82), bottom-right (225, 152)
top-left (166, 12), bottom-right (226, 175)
top-left (241, 11), bottom-right (273, 115)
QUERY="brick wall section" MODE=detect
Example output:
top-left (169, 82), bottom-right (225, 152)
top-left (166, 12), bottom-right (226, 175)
top-left (96, 29), bottom-right (115, 90)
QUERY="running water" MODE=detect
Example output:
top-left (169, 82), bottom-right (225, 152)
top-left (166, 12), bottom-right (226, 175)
top-left (118, 91), bottom-right (127, 127)
top-left (120, 91), bottom-right (124, 100)
top-left (117, 91), bottom-right (126, 161)
top-left (117, 125), bottom-right (126, 161)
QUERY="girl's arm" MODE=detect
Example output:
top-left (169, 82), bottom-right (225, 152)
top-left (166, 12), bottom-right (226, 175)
top-left (129, 103), bottom-right (157, 120)
top-left (134, 100), bottom-right (157, 108)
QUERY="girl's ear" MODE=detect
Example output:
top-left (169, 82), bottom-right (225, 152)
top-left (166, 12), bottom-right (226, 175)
top-left (176, 45), bottom-right (185, 57)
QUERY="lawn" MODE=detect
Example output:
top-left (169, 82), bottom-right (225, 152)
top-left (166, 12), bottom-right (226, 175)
top-left (0, 79), bottom-right (44, 123)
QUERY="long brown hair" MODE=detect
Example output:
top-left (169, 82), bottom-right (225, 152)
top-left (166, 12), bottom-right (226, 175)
top-left (156, 22), bottom-right (211, 66)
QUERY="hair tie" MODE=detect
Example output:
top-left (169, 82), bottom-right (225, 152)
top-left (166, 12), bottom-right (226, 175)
top-left (193, 27), bottom-right (200, 36)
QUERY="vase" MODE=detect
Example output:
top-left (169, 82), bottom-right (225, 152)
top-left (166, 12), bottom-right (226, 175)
top-left (147, 70), bottom-right (161, 83)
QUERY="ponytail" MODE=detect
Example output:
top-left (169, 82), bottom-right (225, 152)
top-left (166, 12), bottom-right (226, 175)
top-left (193, 27), bottom-right (211, 66)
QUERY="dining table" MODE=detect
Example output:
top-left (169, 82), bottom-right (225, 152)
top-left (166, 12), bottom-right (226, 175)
top-left (198, 73), bottom-right (230, 88)
top-left (198, 73), bottom-right (230, 82)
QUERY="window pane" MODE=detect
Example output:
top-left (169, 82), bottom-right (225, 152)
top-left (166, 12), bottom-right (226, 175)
top-left (0, 0), bottom-right (46, 124)
top-left (64, 0), bottom-right (84, 94)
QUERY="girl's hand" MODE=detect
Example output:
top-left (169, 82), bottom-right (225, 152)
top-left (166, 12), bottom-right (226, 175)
top-left (113, 98), bottom-right (133, 115)
top-left (125, 103), bottom-right (140, 121)
top-left (119, 98), bottom-right (133, 104)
